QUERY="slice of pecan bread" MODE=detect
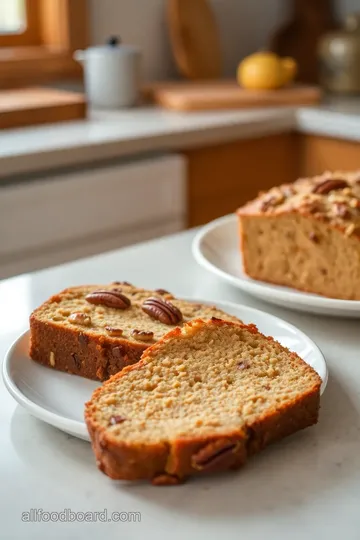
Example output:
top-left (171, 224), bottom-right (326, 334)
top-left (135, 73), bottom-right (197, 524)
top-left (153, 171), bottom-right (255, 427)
top-left (237, 170), bottom-right (360, 299)
top-left (29, 283), bottom-right (241, 381)
top-left (85, 318), bottom-right (321, 485)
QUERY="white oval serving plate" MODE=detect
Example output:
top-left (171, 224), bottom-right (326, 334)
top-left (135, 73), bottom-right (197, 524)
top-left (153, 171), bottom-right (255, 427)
top-left (2, 299), bottom-right (327, 441)
top-left (192, 214), bottom-right (360, 318)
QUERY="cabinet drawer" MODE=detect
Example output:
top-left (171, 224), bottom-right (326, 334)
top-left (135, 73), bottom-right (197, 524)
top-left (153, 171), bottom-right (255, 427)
top-left (0, 154), bottom-right (186, 258)
top-left (0, 217), bottom-right (185, 279)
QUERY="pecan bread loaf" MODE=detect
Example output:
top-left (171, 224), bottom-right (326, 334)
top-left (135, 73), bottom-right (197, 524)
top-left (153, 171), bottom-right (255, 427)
top-left (237, 171), bottom-right (360, 299)
top-left (85, 318), bottom-right (321, 485)
top-left (29, 283), bottom-right (241, 381)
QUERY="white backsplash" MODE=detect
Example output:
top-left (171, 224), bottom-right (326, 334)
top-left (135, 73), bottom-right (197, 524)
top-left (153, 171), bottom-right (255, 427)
top-left (89, 0), bottom-right (359, 82)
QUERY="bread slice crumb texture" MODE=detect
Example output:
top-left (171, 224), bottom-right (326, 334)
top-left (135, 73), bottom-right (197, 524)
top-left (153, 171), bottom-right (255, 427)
top-left (86, 319), bottom-right (321, 445)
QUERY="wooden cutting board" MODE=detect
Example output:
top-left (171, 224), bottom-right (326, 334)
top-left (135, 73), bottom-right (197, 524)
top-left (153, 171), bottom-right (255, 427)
top-left (167, 0), bottom-right (222, 79)
top-left (0, 87), bottom-right (86, 129)
top-left (144, 81), bottom-right (322, 111)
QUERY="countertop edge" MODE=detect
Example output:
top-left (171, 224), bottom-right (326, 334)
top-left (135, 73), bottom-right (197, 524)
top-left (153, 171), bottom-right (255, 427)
top-left (1, 102), bottom-right (360, 179)
top-left (296, 107), bottom-right (360, 142)
top-left (0, 112), bottom-right (295, 179)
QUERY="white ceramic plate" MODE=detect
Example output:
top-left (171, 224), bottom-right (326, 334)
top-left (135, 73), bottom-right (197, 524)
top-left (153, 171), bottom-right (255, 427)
top-left (2, 299), bottom-right (327, 441)
top-left (193, 214), bottom-right (360, 318)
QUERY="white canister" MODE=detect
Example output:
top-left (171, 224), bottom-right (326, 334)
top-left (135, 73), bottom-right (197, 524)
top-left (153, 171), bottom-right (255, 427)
top-left (74, 37), bottom-right (142, 109)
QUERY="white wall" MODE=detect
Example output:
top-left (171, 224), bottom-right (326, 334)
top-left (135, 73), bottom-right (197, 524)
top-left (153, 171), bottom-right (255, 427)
top-left (90, 0), bottom-right (174, 81)
top-left (90, 0), bottom-right (359, 82)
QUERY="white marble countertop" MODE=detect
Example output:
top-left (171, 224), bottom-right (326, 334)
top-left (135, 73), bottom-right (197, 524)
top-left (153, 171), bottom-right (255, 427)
top-left (0, 97), bottom-right (359, 179)
top-left (1, 228), bottom-right (360, 539)
top-left (0, 106), bottom-right (295, 178)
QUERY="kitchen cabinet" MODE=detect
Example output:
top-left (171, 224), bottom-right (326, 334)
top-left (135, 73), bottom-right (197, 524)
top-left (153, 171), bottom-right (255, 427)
top-left (183, 133), bottom-right (299, 227)
top-left (0, 154), bottom-right (186, 279)
top-left (183, 132), bottom-right (360, 227)
top-left (299, 135), bottom-right (360, 177)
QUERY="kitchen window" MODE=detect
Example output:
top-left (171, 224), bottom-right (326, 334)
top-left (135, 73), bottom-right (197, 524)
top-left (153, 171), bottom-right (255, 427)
top-left (0, 0), bottom-right (38, 47)
top-left (0, 0), bottom-right (88, 88)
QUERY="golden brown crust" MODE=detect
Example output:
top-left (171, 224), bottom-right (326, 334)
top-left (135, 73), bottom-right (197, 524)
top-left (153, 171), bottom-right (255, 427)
top-left (85, 318), bottom-right (321, 484)
top-left (86, 390), bottom-right (319, 482)
top-left (29, 314), bottom-right (145, 381)
top-left (237, 170), bottom-right (360, 240)
top-left (151, 474), bottom-right (183, 486)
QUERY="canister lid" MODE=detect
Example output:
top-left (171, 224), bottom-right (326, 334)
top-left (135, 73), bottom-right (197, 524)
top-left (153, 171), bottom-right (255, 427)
top-left (84, 37), bottom-right (140, 56)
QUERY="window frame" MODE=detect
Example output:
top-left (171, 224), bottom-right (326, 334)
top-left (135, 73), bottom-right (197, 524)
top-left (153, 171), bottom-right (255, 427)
top-left (0, 0), bottom-right (41, 47)
top-left (0, 0), bottom-right (88, 88)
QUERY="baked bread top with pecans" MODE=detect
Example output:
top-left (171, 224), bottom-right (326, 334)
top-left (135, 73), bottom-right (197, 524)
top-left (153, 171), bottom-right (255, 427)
top-left (85, 318), bottom-right (321, 484)
top-left (237, 170), bottom-right (360, 238)
top-left (32, 282), bottom-right (242, 347)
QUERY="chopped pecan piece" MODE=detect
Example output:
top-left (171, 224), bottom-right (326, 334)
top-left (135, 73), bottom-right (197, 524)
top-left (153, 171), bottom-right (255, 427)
top-left (237, 360), bottom-right (249, 370)
top-left (109, 415), bottom-right (126, 425)
top-left (142, 297), bottom-right (182, 325)
top-left (260, 196), bottom-right (276, 211)
top-left (49, 351), bottom-right (55, 367)
top-left (282, 185), bottom-right (296, 198)
top-left (191, 439), bottom-right (241, 471)
top-left (112, 345), bottom-right (126, 359)
top-left (131, 329), bottom-right (154, 342)
top-left (85, 290), bottom-right (131, 309)
top-left (260, 190), bottom-right (285, 212)
top-left (345, 223), bottom-right (356, 236)
top-left (333, 203), bottom-right (350, 219)
top-left (309, 232), bottom-right (320, 243)
top-left (155, 288), bottom-right (171, 295)
top-left (349, 198), bottom-right (360, 209)
top-left (312, 179), bottom-right (348, 195)
top-left (71, 353), bottom-right (81, 370)
top-left (105, 326), bottom-right (124, 337)
top-left (68, 312), bottom-right (92, 326)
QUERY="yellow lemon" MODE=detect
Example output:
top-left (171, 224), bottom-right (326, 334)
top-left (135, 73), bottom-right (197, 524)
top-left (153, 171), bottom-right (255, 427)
top-left (237, 52), bottom-right (297, 90)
